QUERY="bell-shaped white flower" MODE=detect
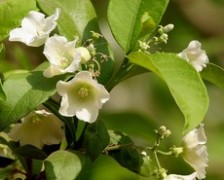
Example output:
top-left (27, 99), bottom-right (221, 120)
top-left (43, 35), bottom-right (91, 78)
top-left (163, 172), bottom-right (197, 180)
top-left (182, 124), bottom-right (208, 179)
top-left (56, 71), bottom-right (109, 123)
top-left (178, 40), bottom-right (209, 72)
top-left (9, 9), bottom-right (60, 47)
top-left (8, 110), bottom-right (64, 149)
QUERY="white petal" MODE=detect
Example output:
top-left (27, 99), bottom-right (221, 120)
top-left (9, 28), bottom-right (33, 44)
top-left (182, 124), bottom-right (208, 179)
top-left (42, 8), bottom-right (60, 33)
top-left (8, 110), bottom-right (64, 149)
top-left (21, 11), bottom-right (45, 33)
top-left (76, 106), bottom-right (99, 123)
top-left (164, 172), bottom-right (197, 180)
top-left (43, 64), bottom-right (65, 78)
top-left (9, 9), bottom-right (60, 47)
top-left (43, 35), bottom-right (68, 65)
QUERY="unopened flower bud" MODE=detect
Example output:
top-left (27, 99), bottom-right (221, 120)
top-left (163, 24), bottom-right (174, 33)
top-left (87, 44), bottom-right (96, 56)
top-left (156, 126), bottom-right (171, 139)
top-left (76, 47), bottom-right (91, 64)
top-left (159, 34), bottom-right (168, 43)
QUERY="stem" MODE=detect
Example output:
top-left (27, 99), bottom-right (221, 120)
top-left (103, 143), bottom-right (133, 154)
top-left (154, 151), bottom-right (161, 169)
top-left (106, 58), bottom-right (132, 91)
top-left (157, 150), bottom-right (173, 156)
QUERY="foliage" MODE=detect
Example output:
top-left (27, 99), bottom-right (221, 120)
top-left (0, 0), bottom-right (223, 179)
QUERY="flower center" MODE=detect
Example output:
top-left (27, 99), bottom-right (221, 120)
top-left (78, 87), bottom-right (89, 98)
top-left (31, 116), bottom-right (42, 126)
top-left (60, 57), bottom-right (71, 69)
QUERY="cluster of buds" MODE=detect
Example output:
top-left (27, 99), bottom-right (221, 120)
top-left (138, 24), bottom-right (174, 53)
top-left (155, 125), bottom-right (171, 139)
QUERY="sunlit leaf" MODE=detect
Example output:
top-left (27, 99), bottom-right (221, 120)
top-left (0, 63), bottom-right (66, 131)
top-left (107, 0), bottom-right (169, 52)
top-left (128, 52), bottom-right (209, 134)
top-left (44, 150), bottom-right (85, 180)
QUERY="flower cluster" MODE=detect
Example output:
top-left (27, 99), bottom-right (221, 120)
top-left (8, 9), bottom-right (109, 148)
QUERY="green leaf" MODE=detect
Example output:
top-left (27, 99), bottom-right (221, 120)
top-left (108, 130), bottom-right (151, 177)
top-left (128, 52), bottom-right (209, 134)
top-left (44, 150), bottom-right (85, 180)
top-left (107, 0), bottom-right (169, 52)
top-left (0, 63), bottom-right (66, 131)
top-left (200, 63), bottom-right (224, 89)
top-left (101, 112), bottom-right (157, 141)
top-left (83, 120), bottom-right (110, 160)
top-left (0, 166), bottom-right (13, 179)
top-left (0, 43), bottom-right (5, 60)
top-left (0, 78), bottom-right (6, 101)
top-left (14, 145), bottom-right (47, 176)
top-left (0, 0), bottom-right (37, 41)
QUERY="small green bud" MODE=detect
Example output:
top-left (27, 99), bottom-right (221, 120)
top-left (91, 31), bottom-right (103, 39)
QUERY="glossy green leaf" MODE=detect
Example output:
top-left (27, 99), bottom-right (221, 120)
top-left (44, 150), bottom-right (85, 180)
top-left (200, 63), bottom-right (224, 89)
top-left (83, 120), bottom-right (110, 160)
top-left (0, 0), bottom-right (37, 41)
top-left (128, 52), bottom-right (209, 134)
top-left (108, 130), bottom-right (151, 177)
top-left (0, 63), bottom-right (66, 131)
top-left (107, 0), bottom-right (169, 52)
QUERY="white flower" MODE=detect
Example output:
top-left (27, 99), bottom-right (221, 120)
top-left (8, 110), bottom-right (64, 149)
top-left (43, 35), bottom-right (91, 78)
top-left (182, 124), bottom-right (208, 179)
top-left (163, 172), bottom-right (197, 180)
top-left (9, 9), bottom-right (60, 47)
top-left (56, 71), bottom-right (109, 123)
top-left (178, 40), bottom-right (209, 72)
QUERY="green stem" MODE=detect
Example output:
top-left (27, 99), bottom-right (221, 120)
top-left (157, 150), bottom-right (172, 156)
top-left (154, 151), bottom-right (161, 169)
top-left (106, 58), bottom-right (133, 91)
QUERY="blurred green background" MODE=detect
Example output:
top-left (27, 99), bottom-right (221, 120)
top-left (1, 0), bottom-right (224, 179)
